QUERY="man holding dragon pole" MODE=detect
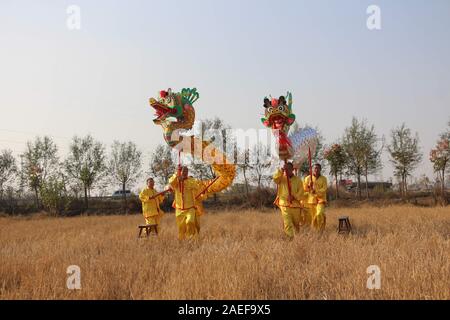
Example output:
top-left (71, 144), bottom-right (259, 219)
top-left (139, 177), bottom-right (166, 233)
top-left (273, 161), bottom-right (308, 239)
top-left (261, 93), bottom-right (310, 238)
top-left (168, 166), bottom-right (205, 240)
top-left (303, 163), bottom-right (328, 231)
top-left (149, 88), bottom-right (236, 240)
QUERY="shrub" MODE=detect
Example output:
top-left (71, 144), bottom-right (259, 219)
top-left (40, 179), bottom-right (71, 216)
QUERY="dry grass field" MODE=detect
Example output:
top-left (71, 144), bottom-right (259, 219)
top-left (0, 205), bottom-right (449, 300)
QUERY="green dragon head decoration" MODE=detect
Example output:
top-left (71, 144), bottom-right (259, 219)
top-left (260, 91), bottom-right (296, 160)
top-left (261, 91), bottom-right (295, 131)
top-left (149, 88), bottom-right (199, 127)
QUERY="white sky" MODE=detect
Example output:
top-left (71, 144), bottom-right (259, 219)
top-left (1, 0), bottom-right (449, 191)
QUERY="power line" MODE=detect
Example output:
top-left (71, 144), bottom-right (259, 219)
top-left (0, 129), bottom-right (73, 141)
top-left (0, 139), bottom-right (28, 144)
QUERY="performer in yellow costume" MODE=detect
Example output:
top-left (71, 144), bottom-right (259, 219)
top-left (273, 162), bottom-right (308, 239)
top-left (186, 175), bottom-right (208, 234)
top-left (169, 166), bottom-right (203, 240)
top-left (149, 88), bottom-right (236, 239)
top-left (303, 163), bottom-right (328, 231)
top-left (139, 178), bottom-right (165, 232)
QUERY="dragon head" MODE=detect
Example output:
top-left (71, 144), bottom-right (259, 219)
top-left (149, 88), bottom-right (198, 131)
top-left (149, 88), bottom-right (184, 125)
top-left (261, 92), bottom-right (295, 132)
top-left (261, 92), bottom-right (296, 160)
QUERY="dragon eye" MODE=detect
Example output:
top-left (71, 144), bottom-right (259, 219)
top-left (267, 107), bottom-right (273, 113)
top-left (278, 105), bottom-right (285, 112)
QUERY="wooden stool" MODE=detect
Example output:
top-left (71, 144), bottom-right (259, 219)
top-left (337, 216), bottom-right (352, 234)
top-left (137, 224), bottom-right (158, 238)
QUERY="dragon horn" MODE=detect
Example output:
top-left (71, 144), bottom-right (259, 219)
top-left (287, 91), bottom-right (293, 109)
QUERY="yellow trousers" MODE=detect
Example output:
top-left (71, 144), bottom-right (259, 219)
top-left (305, 203), bottom-right (326, 231)
top-left (176, 208), bottom-right (198, 240)
top-left (279, 207), bottom-right (309, 238)
top-left (144, 214), bottom-right (162, 233)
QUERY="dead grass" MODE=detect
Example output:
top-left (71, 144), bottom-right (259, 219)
top-left (0, 205), bottom-right (449, 300)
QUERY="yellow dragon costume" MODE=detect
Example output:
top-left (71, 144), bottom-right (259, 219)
top-left (149, 88), bottom-right (236, 239)
top-left (261, 92), bottom-right (321, 236)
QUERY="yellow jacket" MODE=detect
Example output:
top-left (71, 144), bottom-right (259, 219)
top-left (303, 175), bottom-right (328, 204)
top-left (139, 187), bottom-right (165, 217)
top-left (169, 174), bottom-right (203, 215)
top-left (273, 169), bottom-right (306, 208)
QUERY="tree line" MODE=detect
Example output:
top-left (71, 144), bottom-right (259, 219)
top-left (149, 117), bottom-right (448, 201)
top-left (0, 117), bottom-right (449, 214)
top-left (324, 118), bottom-right (449, 200)
top-left (0, 136), bottom-right (142, 214)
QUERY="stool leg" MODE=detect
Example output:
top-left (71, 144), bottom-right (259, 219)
top-left (138, 228), bottom-right (142, 238)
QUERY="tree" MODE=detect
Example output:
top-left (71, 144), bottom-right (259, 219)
top-left (198, 117), bottom-right (233, 158)
top-left (191, 158), bottom-right (215, 181)
top-left (324, 143), bottom-right (347, 199)
top-left (342, 118), bottom-right (382, 200)
top-left (387, 124), bottom-right (422, 198)
top-left (0, 150), bottom-right (17, 201)
top-left (362, 126), bottom-right (383, 199)
top-left (193, 117), bottom-right (233, 202)
top-left (21, 136), bottom-right (59, 207)
top-left (65, 135), bottom-right (106, 210)
top-left (149, 144), bottom-right (176, 188)
top-left (430, 123), bottom-right (450, 196)
top-left (250, 144), bottom-right (271, 189)
top-left (238, 148), bottom-right (251, 197)
top-left (40, 175), bottom-right (70, 216)
top-left (109, 141), bottom-right (142, 213)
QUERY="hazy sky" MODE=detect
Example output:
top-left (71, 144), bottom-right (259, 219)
top-left (1, 0), bottom-right (449, 184)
